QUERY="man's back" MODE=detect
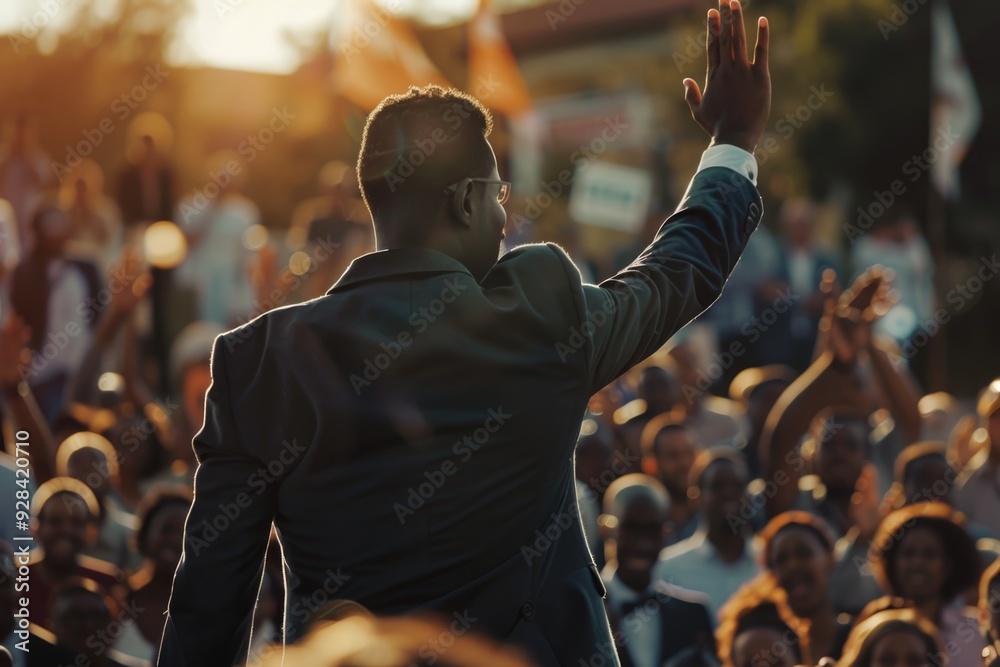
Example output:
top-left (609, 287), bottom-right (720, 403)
top-left (158, 164), bottom-right (764, 666)
top-left (236, 244), bottom-right (602, 606)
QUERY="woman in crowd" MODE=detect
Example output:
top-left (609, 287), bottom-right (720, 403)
top-left (716, 576), bottom-right (804, 667)
top-left (870, 502), bottom-right (984, 667)
top-left (760, 511), bottom-right (853, 661)
top-left (27, 477), bottom-right (125, 630)
top-left (836, 609), bottom-right (941, 667)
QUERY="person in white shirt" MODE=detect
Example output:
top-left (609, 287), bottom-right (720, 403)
top-left (602, 473), bottom-right (717, 667)
top-left (174, 152), bottom-right (258, 327)
top-left (8, 205), bottom-right (96, 423)
top-left (654, 447), bottom-right (762, 621)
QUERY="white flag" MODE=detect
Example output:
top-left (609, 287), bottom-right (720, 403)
top-left (930, 0), bottom-right (980, 199)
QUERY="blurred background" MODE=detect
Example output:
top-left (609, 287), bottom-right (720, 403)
top-left (0, 0), bottom-right (997, 397)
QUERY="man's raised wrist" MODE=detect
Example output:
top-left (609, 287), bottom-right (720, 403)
top-left (711, 132), bottom-right (758, 154)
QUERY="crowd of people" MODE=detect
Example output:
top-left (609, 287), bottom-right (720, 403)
top-left (0, 97), bottom-right (996, 667)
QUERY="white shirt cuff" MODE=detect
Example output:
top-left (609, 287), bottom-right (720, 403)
top-left (696, 143), bottom-right (758, 186)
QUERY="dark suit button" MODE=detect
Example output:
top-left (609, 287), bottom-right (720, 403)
top-left (520, 601), bottom-right (535, 620)
top-left (749, 202), bottom-right (761, 219)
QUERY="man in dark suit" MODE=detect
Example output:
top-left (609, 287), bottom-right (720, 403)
top-left (601, 474), bottom-right (717, 667)
top-left (158, 1), bottom-right (771, 664)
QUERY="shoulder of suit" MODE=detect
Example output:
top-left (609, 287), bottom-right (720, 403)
top-left (652, 580), bottom-right (713, 609)
top-left (495, 241), bottom-right (578, 276)
top-left (219, 294), bottom-right (327, 355)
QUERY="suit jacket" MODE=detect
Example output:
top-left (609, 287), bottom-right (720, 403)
top-left (604, 582), bottom-right (717, 667)
top-left (157, 167), bottom-right (763, 666)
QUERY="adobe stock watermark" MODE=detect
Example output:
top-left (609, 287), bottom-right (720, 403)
top-left (381, 80), bottom-right (503, 195)
top-left (843, 125), bottom-right (960, 243)
top-left (672, 0), bottom-right (753, 72)
top-left (186, 438), bottom-right (306, 556)
top-left (713, 84), bottom-right (834, 201)
top-left (877, 0), bottom-right (929, 40)
top-left (681, 288), bottom-right (800, 403)
top-left (522, 449), bottom-right (638, 566)
top-left (555, 278), bottom-right (639, 362)
top-left (509, 115), bottom-right (629, 234)
top-left (80, 599), bottom-right (146, 659)
top-left (853, 488), bottom-right (958, 577)
top-left (417, 610), bottom-right (479, 660)
top-left (546, 0), bottom-right (589, 31)
top-left (225, 235), bottom-right (342, 350)
top-left (350, 277), bottom-right (470, 394)
top-left (393, 406), bottom-right (512, 524)
top-left (7, 0), bottom-right (69, 53)
top-left (336, 0), bottom-right (402, 61)
top-left (887, 254), bottom-right (1000, 369)
top-left (16, 261), bottom-right (142, 382)
top-left (178, 107), bottom-right (296, 224)
top-left (287, 567), bottom-right (352, 626)
top-left (51, 64), bottom-right (170, 181)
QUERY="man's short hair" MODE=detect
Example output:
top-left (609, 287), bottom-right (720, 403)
top-left (357, 85), bottom-right (494, 228)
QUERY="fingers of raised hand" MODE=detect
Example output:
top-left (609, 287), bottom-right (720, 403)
top-left (753, 16), bottom-right (769, 74)
top-left (730, 0), bottom-right (748, 65)
top-left (718, 0), bottom-right (733, 64)
top-left (707, 8), bottom-right (721, 78)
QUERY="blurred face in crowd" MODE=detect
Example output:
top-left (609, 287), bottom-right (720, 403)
top-left (144, 503), bottom-right (188, 574)
top-left (51, 589), bottom-right (112, 657)
top-left (903, 457), bottom-right (954, 506)
top-left (67, 447), bottom-right (111, 502)
top-left (35, 493), bottom-right (91, 569)
top-left (868, 631), bottom-right (930, 667)
top-left (613, 497), bottom-right (665, 591)
top-left (652, 428), bottom-right (695, 499)
top-left (639, 367), bottom-right (677, 415)
top-left (893, 527), bottom-right (950, 604)
top-left (701, 461), bottom-right (747, 529)
top-left (815, 420), bottom-right (868, 495)
top-left (731, 627), bottom-right (797, 667)
top-left (768, 527), bottom-right (832, 618)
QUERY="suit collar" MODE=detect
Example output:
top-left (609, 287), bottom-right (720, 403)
top-left (327, 247), bottom-right (474, 294)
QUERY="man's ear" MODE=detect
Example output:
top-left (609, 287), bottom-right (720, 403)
top-left (450, 178), bottom-right (473, 227)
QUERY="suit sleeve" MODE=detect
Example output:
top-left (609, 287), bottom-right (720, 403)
top-left (158, 336), bottom-right (277, 667)
top-left (575, 166), bottom-right (763, 393)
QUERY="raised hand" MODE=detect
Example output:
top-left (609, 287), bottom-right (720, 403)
top-left (817, 267), bottom-right (896, 365)
top-left (683, 0), bottom-right (771, 153)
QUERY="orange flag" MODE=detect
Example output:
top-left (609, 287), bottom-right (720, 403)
top-left (333, 0), bottom-right (451, 111)
top-left (468, 0), bottom-right (532, 117)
